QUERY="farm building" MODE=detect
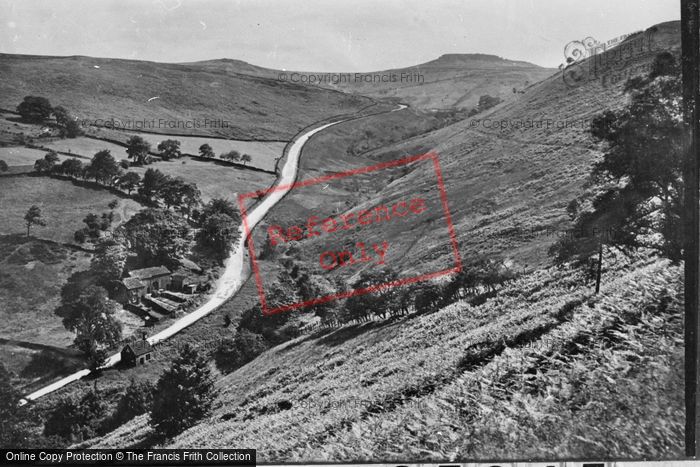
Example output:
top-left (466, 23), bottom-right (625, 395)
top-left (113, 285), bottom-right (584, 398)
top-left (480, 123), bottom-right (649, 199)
top-left (116, 266), bottom-right (172, 305)
top-left (128, 266), bottom-right (172, 292)
top-left (121, 337), bottom-right (153, 365)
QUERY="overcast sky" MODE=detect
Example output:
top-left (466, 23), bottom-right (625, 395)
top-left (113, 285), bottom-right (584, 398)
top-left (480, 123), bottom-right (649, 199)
top-left (0, 0), bottom-right (679, 71)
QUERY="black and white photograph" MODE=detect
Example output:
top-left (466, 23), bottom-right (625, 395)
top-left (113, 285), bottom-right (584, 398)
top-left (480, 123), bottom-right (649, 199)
top-left (0, 0), bottom-right (698, 465)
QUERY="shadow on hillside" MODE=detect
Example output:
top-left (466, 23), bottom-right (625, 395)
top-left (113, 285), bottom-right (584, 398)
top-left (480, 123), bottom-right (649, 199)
top-left (313, 320), bottom-right (387, 348)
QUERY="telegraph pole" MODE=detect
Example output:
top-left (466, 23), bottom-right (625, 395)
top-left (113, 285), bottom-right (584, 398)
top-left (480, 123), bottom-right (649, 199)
top-left (681, 0), bottom-right (700, 458)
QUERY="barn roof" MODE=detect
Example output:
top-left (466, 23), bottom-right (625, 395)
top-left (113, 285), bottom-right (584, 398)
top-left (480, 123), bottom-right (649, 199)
top-left (124, 339), bottom-right (152, 357)
top-left (122, 277), bottom-right (146, 290)
top-left (129, 266), bottom-right (171, 280)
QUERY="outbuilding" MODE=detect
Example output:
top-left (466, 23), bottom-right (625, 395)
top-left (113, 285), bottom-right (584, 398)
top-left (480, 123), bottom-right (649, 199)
top-left (121, 338), bottom-right (153, 365)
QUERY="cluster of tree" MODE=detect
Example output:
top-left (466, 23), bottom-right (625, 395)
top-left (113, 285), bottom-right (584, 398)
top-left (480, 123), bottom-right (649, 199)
top-left (54, 236), bottom-right (127, 359)
top-left (74, 211), bottom-right (114, 243)
top-left (44, 389), bottom-right (108, 442)
top-left (123, 208), bottom-right (191, 267)
top-left (467, 94), bottom-right (504, 117)
top-left (198, 144), bottom-right (253, 165)
top-left (126, 135), bottom-right (151, 165)
top-left (197, 198), bottom-right (241, 258)
top-left (0, 160), bottom-right (8, 172)
top-left (316, 258), bottom-right (516, 327)
top-left (16, 96), bottom-right (82, 137)
top-left (150, 344), bottom-right (217, 439)
top-left (214, 329), bottom-right (269, 373)
top-left (137, 168), bottom-right (201, 215)
top-left (157, 139), bottom-right (182, 161)
top-left (33, 150), bottom-right (60, 173)
top-left (43, 378), bottom-right (155, 444)
top-left (213, 256), bottom-right (517, 375)
top-left (54, 284), bottom-right (122, 362)
top-left (32, 150), bottom-right (203, 217)
top-left (549, 52), bottom-right (685, 290)
top-left (34, 149), bottom-right (144, 197)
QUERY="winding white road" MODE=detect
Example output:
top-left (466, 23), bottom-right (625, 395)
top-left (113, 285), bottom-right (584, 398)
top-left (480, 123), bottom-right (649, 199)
top-left (19, 104), bottom-right (406, 405)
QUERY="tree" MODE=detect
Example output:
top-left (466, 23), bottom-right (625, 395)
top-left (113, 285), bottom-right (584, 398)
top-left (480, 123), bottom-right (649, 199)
top-left (198, 198), bottom-right (240, 256)
top-left (91, 238), bottom-right (128, 290)
top-left (44, 389), bottom-right (108, 442)
top-left (113, 379), bottom-right (154, 425)
top-left (63, 118), bottom-right (83, 138)
top-left (150, 344), bottom-right (217, 439)
top-left (199, 143), bottom-right (215, 158)
top-left (91, 150), bottom-right (120, 185)
top-left (117, 171), bottom-right (141, 195)
top-left (201, 198), bottom-right (239, 220)
top-left (344, 268), bottom-right (400, 320)
top-left (17, 96), bottom-right (52, 123)
top-left (199, 213), bottom-right (237, 256)
top-left (60, 158), bottom-right (84, 178)
top-left (179, 182), bottom-right (201, 219)
top-left (476, 94), bottom-right (502, 112)
top-left (240, 154), bottom-right (252, 166)
top-left (123, 208), bottom-right (190, 266)
top-left (414, 283), bottom-right (442, 314)
top-left (138, 168), bottom-right (168, 202)
top-left (74, 229), bottom-right (87, 243)
top-left (0, 364), bottom-right (32, 447)
top-left (214, 330), bottom-right (268, 373)
top-left (34, 151), bottom-right (59, 174)
top-left (157, 139), bottom-right (181, 161)
top-left (0, 160), bottom-right (8, 172)
top-left (54, 285), bottom-right (122, 354)
top-left (220, 150), bottom-right (240, 162)
top-left (33, 158), bottom-right (51, 173)
top-left (126, 135), bottom-right (151, 165)
top-left (52, 105), bottom-right (70, 127)
top-left (44, 150), bottom-right (60, 166)
top-left (550, 52), bottom-right (686, 290)
top-left (160, 177), bottom-right (188, 209)
top-left (53, 106), bottom-right (82, 137)
top-left (24, 205), bottom-right (46, 237)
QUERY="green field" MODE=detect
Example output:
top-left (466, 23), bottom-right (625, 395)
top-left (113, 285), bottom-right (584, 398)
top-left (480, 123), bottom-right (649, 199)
top-left (0, 146), bottom-right (61, 166)
top-left (128, 156), bottom-right (275, 203)
top-left (40, 137), bottom-right (128, 160)
top-left (119, 132), bottom-right (285, 172)
top-left (0, 176), bottom-right (143, 244)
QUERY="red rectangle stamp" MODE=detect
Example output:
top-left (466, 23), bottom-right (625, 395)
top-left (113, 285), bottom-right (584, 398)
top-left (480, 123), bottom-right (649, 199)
top-left (238, 152), bottom-right (462, 316)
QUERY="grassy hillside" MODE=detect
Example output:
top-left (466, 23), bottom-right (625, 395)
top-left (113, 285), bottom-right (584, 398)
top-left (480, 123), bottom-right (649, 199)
top-left (0, 54), bottom-right (373, 140)
top-left (87, 250), bottom-right (683, 460)
top-left (194, 54), bottom-right (556, 111)
top-left (264, 21), bottom-right (680, 281)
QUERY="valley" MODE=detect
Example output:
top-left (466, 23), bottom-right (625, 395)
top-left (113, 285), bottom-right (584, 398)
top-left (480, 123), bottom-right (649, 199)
top-left (0, 10), bottom-right (686, 463)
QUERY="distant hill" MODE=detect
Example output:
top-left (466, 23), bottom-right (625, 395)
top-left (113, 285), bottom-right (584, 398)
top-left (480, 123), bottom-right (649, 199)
top-left (192, 53), bottom-right (557, 110)
top-left (0, 54), bottom-right (373, 140)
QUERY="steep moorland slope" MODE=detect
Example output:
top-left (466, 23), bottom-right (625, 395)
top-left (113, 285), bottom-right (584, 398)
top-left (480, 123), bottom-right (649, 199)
top-left (0, 54), bottom-right (372, 140)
